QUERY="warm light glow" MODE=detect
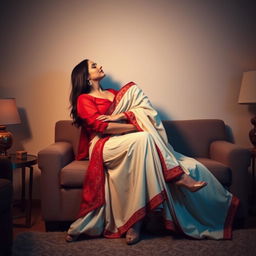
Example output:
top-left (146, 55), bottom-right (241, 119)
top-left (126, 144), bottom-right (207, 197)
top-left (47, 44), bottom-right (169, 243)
top-left (0, 98), bottom-right (21, 125)
top-left (238, 71), bottom-right (256, 104)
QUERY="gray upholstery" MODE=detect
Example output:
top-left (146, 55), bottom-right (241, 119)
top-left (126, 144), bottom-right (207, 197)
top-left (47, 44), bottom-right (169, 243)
top-left (38, 119), bottom-right (251, 230)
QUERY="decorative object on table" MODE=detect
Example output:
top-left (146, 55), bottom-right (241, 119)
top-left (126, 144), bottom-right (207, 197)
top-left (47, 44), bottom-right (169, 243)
top-left (0, 98), bottom-right (21, 158)
top-left (238, 70), bottom-right (256, 215)
top-left (16, 150), bottom-right (27, 160)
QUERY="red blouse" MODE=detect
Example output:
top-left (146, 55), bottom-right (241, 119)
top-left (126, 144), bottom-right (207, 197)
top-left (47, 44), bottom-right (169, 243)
top-left (76, 89), bottom-right (118, 160)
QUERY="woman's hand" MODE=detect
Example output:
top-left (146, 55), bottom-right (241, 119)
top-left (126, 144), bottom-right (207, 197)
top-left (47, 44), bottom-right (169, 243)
top-left (96, 113), bottom-right (126, 122)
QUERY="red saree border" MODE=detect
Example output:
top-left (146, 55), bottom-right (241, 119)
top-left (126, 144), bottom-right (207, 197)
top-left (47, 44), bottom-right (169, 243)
top-left (223, 196), bottom-right (240, 239)
top-left (103, 190), bottom-right (167, 238)
top-left (77, 136), bottom-right (110, 218)
top-left (107, 81), bottom-right (136, 115)
top-left (155, 144), bottom-right (184, 182)
top-left (124, 111), bottom-right (143, 131)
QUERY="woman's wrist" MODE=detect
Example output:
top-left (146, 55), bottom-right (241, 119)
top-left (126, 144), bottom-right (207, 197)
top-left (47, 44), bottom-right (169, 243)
top-left (117, 113), bottom-right (127, 121)
top-left (124, 124), bottom-right (138, 134)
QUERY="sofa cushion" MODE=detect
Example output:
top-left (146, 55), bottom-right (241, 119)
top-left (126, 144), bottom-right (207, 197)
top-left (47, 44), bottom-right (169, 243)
top-left (60, 160), bottom-right (89, 188)
top-left (195, 158), bottom-right (232, 187)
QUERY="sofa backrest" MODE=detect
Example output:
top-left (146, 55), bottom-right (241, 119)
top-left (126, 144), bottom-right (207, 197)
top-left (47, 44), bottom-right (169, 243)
top-left (55, 119), bottom-right (227, 158)
top-left (55, 120), bottom-right (81, 156)
top-left (163, 119), bottom-right (227, 157)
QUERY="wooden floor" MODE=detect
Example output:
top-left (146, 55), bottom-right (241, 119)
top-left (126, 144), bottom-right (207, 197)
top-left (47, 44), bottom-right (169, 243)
top-left (13, 200), bottom-right (45, 238)
top-left (13, 200), bottom-right (256, 239)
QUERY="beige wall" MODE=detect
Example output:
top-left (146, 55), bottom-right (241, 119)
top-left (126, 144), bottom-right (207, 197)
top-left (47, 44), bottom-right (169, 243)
top-left (1, 0), bottom-right (256, 198)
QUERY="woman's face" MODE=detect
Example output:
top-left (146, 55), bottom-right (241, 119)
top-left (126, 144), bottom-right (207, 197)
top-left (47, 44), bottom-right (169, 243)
top-left (88, 60), bottom-right (105, 81)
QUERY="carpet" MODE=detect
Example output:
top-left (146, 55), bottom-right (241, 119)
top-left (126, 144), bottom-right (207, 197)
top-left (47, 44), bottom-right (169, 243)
top-left (13, 229), bottom-right (256, 256)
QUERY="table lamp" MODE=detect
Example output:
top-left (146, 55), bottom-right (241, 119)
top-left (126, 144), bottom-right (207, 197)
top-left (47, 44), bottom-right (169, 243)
top-left (0, 98), bottom-right (21, 157)
top-left (238, 71), bottom-right (256, 149)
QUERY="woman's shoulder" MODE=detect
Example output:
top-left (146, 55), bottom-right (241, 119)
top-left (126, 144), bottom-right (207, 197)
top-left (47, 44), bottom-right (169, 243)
top-left (78, 93), bottom-right (92, 100)
top-left (77, 94), bottom-right (95, 105)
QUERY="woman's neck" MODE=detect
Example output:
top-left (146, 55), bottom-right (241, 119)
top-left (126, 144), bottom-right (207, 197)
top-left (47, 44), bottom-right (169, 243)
top-left (90, 80), bottom-right (102, 93)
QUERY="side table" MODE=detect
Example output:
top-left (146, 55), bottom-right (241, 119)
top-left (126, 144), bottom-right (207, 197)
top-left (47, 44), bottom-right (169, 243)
top-left (10, 154), bottom-right (37, 227)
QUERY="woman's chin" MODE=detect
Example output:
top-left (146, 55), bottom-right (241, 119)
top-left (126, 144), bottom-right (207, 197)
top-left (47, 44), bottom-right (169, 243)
top-left (99, 73), bottom-right (106, 80)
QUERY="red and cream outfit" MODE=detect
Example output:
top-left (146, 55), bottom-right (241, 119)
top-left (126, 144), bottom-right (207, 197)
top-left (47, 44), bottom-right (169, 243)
top-left (67, 82), bottom-right (239, 240)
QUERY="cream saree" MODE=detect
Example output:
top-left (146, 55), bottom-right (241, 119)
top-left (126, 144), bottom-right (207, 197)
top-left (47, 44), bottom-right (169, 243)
top-left (67, 82), bottom-right (239, 240)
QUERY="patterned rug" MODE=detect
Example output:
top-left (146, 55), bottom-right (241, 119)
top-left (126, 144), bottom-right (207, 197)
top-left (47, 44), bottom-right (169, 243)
top-left (13, 229), bottom-right (256, 256)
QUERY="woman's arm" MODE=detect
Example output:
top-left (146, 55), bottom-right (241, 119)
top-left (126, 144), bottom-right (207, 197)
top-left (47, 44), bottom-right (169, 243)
top-left (97, 113), bottom-right (137, 134)
top-left (103, 122), bottom-right (137, 135)
top-left (96, 113), bottom-right (127, 122)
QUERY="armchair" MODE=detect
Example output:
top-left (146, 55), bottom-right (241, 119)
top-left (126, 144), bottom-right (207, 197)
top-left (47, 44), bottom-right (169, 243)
top-left (38, 119), bottom-right (251, 231)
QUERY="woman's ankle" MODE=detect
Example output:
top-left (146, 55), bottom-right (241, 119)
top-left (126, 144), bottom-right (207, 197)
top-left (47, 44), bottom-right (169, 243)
top-left (175, 174), bottom-right (207, 192)
top-left (175, 173), bottom-right (197, 185)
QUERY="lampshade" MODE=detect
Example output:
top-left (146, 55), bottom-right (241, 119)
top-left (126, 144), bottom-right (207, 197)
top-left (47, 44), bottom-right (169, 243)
top-left (238, 71), bottom-right (256, 104)
top-left (0, 98), bottom-right (21, 125)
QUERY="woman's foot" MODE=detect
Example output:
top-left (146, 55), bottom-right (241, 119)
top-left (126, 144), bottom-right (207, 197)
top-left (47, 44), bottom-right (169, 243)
top-left (65, 234), bottom-right (78, 242)
top-left (126, 220), bottom-right (142, 245)
top-left (175, 174), bottom-right (207, 192)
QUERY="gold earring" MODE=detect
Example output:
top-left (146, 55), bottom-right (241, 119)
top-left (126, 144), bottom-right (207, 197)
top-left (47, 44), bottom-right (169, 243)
top-left (88, 80), bottom-right (92, 86)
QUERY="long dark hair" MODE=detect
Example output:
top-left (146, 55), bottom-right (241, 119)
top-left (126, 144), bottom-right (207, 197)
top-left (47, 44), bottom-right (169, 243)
top-left (69, 59), bottom-right (91, 127)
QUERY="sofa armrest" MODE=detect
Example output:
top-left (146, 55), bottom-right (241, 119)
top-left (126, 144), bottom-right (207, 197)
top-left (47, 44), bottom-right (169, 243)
top-left (38, 142), bottom-right (74, 220)
top-left (38, 142), bottom-right (74, 171)
top-left (210, 140), bottom-right (251, 218)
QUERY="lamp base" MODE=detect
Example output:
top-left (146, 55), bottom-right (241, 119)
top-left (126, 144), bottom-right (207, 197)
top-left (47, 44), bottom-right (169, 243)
top-left (0, 125), bottom-right (13, 157)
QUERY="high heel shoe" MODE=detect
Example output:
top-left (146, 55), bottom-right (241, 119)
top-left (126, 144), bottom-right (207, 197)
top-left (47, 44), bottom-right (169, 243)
top-left (126, 220), bottom-right (142, 245)
top-left (176, 180), bottom-right (207, 192)
top-left (126, 227), bottom-right (140, 245)
top-left (65, 234), bottom-right (78, 242)
top-left (175, 173), bottom-right (208, 192)
top-left (187, 181), bottom-right (207, 192)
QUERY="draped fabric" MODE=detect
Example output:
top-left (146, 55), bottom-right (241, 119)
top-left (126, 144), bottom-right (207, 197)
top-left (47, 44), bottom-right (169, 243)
top-left (67, 82), bottom-right (239, 240)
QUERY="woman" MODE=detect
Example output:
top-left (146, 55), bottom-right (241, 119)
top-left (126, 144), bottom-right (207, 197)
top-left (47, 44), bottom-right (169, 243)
top-left (66, 59), bottom-right (239, 244)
